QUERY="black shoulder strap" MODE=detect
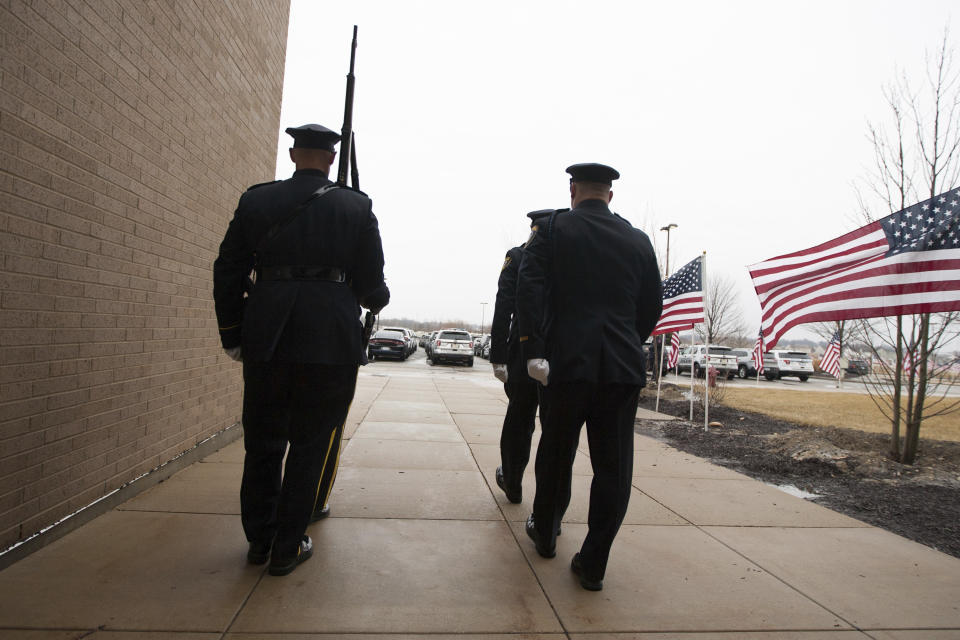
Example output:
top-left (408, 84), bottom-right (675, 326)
top-left (256, 184), bottom-right (339, 255)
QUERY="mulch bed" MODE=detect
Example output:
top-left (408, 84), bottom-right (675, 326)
top-left (635, 388), bottom-right (960, 559)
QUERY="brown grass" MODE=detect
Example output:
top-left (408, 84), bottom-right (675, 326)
top-left (720, 387), bottom-right (960, 443)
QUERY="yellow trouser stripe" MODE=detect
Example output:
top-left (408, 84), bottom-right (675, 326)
top-left (320, 423), bottom-right (344, 508)
top-left (313, 394), bottom-right (353, 510)
top-left (314, 425), bottom-right (339, 508)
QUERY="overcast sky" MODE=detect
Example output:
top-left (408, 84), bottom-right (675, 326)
top-left (273, 0), bottom-right (957, 343)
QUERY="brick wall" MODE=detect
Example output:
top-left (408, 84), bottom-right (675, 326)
top-left (0, 0), bottom-right (290, 548)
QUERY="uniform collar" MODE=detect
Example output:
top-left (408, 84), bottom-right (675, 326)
top-left (575, 198), bottom-right (611, 212)
top-left (292, 168), bottom-right (329, 178)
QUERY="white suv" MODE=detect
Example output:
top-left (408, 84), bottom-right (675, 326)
top-left (429, 329), bottom-right (474, 366)
top-left (763, 350), bottom-right (814, 382)
top-left (677, 345), bottom-right (739, 379)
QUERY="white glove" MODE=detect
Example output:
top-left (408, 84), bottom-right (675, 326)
top-left (224, 346), bottom-right (242, 362)
top-left (526, 358), bottom-right (550, 386)
top-left (492, 363), bottom-right (508, 383)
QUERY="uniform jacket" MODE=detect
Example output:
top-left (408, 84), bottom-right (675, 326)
top-left (213, 169), bottom-right (389, 364)
top-left (489, 245), bottom-right (523, 366)
top-left (516, 199), bottom-right (662, 385)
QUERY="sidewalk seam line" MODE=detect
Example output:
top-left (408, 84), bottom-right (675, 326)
top-left (450, 377), bottom-right (571, 639)
top-left (629, 432), bottom-right (864, 632)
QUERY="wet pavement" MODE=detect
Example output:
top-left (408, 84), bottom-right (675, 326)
top-left (0, 352), bottom-right (958, 638)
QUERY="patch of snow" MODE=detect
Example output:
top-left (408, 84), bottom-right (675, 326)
top-left (768, 483), bottom-right (820, 500)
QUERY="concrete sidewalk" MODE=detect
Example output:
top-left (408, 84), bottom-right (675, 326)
top-left (1, 367), bottom-right (958, 639)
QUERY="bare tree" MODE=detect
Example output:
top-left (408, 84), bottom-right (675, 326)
top-left (853, 31), bottom-right (960, 464)
top-left (695, 274), bottom-right (745, 344)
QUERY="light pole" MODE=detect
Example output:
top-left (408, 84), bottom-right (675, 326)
top-left (479, 302), bottom-right (488, 334)
top-left (659, 223), bottom-right (678, 277)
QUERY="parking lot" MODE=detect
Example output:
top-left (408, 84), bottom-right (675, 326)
top-left (366, 348), bottom-right (960, 399)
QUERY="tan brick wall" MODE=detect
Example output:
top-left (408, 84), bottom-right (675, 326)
top-left (0, 0), bottom-right (290, 548)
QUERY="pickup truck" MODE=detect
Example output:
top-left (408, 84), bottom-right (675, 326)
top-left (677, 344), bottom-right (739, 379)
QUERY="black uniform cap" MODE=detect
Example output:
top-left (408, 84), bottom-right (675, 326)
top-left (566, 163), bottom-right (620, 185)
top-left (285, 124), bottom-right (341, 151)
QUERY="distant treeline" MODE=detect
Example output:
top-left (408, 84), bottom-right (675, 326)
top-left (375, 317), bottom-right (482, 334)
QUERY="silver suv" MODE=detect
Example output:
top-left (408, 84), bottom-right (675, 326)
top-left (429, 329), bottom-right (474, 366)
top-left (677, 344), bottom-right (738, 379)
top-left (763, 350), bottom-right (814, 382)
top-left (731, 348), bottom-right (760, 379)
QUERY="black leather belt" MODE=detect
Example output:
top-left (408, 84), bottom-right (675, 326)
top-left (258, 265), bottom-right (346, 282)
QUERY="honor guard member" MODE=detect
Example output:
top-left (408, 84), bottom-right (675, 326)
top-left (489, 209), bottom-right (561, 503)
top-left (213, 124), bottom-right (389, 576)
top-left (516, 163), bottom-right (662, 590)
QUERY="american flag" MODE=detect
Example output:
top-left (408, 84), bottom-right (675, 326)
top-left (749, 188), bottom-right (960, 349)
top-left (751, 331), bottom-right (765, 374)
top-left (903, 347), bottom-right (916, 375)
top-left (820, 331), bottom-right (842, 378)
top-left (667, 332), bottom-right (680, 369)
top-left (652, 256), bottom-right (705, 335)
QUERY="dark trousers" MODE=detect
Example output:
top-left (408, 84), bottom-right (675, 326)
top-left (533, 381), bottom-right (640, 579)
top-left (499, 357), bottom-right (539, 488)
top-left (241, 360), bottom-right (358, 558)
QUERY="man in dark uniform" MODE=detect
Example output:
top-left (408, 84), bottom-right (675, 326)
top-left (516, 163), bottom-right (662, 591)
top-left (489, 209), bottom-right (558, 503)
top-left (213, 124), bottom-right (389, 576)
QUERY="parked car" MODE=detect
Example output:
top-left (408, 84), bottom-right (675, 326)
top-left (429, 329), bottom-right (474, 366)
top-left (677, 344), bottom-right (738, 379)
top-left (477, 335), bottom-right (492, 358)
top-left (642, 339), bottom-right (674, 375)
top-left (367, 329), bottom-right (408, 361)
top-left (764, 350), bottom-right (814, 381)
top-left (474, 334), bottom-right (490, 356)
top-left (731, 348), bottom-right (760, 379)
top-left (424, 330), bottom-right (439, 358)
top-left (845, 358), bottom-right (871, 376)
top-left (383, 326), bottom-right (416, 357)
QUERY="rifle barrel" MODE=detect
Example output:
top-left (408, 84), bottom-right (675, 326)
top-left (337, 25), bottom-right (358, 186)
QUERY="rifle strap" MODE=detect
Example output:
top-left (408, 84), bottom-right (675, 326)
top-left (256, 184), bottom-right (340, 256)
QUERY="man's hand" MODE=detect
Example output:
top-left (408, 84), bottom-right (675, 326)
top-left (526, 358), bottom-right (549, 386)
top-left (492, 363), bottom-right (508, 383)
top-left (224, 346), bottom-right (242, 362)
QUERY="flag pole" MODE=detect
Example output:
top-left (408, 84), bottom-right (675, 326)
top-left (688, 332), bottom-right (694, 421)
top-left (838, 340), bottom-right (843, 390)
top-left (655, 335), bottom-right (665, 412)
top-left (701, 251), bottom-right (709, 431)
top-left (655, 252), bottom-right (676, 414)
top-left (756, 331), bottom-right (762, 387)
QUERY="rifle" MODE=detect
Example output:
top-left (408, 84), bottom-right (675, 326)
top-left (337, 25), bottom-right (358, 188)
top-left (337, 26), bottom-right (377, 351)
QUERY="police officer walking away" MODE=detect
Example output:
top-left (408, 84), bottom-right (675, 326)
top-left (213, 124), bottom-right (389, 576)
top-left (489, 210), bottom-right (558, 503)
top-left (516, 163), bottom-right (662, 590)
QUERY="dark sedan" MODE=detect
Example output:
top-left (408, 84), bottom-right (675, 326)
top-left (368, 329), bottom-right (408, 361)
top-left (846, 359), bottom-right (870, 376)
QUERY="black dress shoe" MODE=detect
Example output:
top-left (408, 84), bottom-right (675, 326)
top-left (247, 541), bottom-right (271, 565)
top-left (310, 505), bottom-right (331, 523)
top-left (524, 515), bottom-right (556, 558)
top-left (268, 535), bottom-right (313, 576)
top-left (496, 466), bottom-right (522, 503)
top-left (571, 553), bottom-right (603, 591)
